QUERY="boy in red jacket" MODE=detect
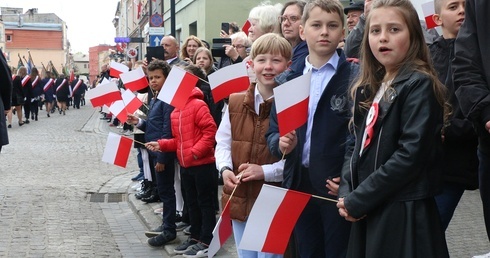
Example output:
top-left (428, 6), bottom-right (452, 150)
top-left (146, 64), bottom-right (217, 258)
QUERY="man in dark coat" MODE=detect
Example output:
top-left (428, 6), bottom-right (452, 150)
top-left (0, 48), bottom-right (13, 152)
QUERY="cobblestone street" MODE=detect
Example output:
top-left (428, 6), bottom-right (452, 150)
top-left (0, 105), bottom-right (489, 257)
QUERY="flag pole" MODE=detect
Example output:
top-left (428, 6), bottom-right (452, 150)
top-left (311, 194), bottom-right (338, 203)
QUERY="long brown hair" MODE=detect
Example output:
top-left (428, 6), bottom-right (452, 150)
top-left (350, 0), bottom-right (449, 123)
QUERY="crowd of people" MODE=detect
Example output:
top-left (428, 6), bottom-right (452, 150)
top-left (3, 0), bottom-right (490, 257)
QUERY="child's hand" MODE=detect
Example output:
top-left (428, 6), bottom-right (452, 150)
top-left (127, 114), bottom-right (138, 125)
top-left (326, 177), bottom-right (340, 196)
top-left (222, 169), bottom-right (241, 189)
top-left (145, 142), bottom-right (161, 152)
top-left (279, 131), bottom-right (297, 156)
top-left (337, 198), bottom-right (364, 222)
top-left (238, 163), bottom-right (264, 182)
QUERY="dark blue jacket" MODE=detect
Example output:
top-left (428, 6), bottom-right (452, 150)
top-left (139, 97), bottom-right (176, 164)
top-left (266, 49), bottom-right (358, 197)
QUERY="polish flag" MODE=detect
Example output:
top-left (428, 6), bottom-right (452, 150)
top-left (242, 19), bottom-right (251, 36)
top-left (108, 100), bottom-right (128, 123)
top-left (208, 62), bottom-right (249, 103)
top-left (102, 132), bottom-right (133, 168)
top-left (239, 185), bottom-right (311, 254)
top-left (71, 79), bottom-right (83, 97)
top-left (273, 72), bottom-right (311, 136)
top-left (207, 198), bottom-right (232, 258)
top-left (69, 69), bottom-right (75, 83)
top-left (122, 89), bottom-right (143, 114)
top-left (43, 78), bottom-right (55, 92)
top-left (21, 75), bottom-right (31, 87)
top-left (120, 66), bottom-right (148, 92)
top-left (31, 75), bottom-right (40, 88)
top-left (422, 1), bottom-right (437, 29)
top-left (157, 66), bottom-right (198, 109)
top-left (85, 81), bottom-right (122, 107)
top-left (109, 61), bottom-right (129, 78)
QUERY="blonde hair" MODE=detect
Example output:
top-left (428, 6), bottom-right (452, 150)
top-left (180, 35), bottom-right (203, 60)
top-left (250, 33), bottom-right (292, 61)
top-left (302, 0), bottom-right (345, 27)
top-left (350, 0), bottom-right (449, 123)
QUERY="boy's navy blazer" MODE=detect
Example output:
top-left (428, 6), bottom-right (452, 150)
top-left (266, 49), bottom-right (358, 197)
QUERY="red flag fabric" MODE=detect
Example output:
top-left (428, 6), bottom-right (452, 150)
top-left (102, 132), bottom-right (133, 168)
top-left (156, 66), bottom-right (198, 109)
top-left (422, 1), bottom-right (438, 29)
top-left (85, 81), bottom-right (122, 107)
top-left (207, 197), bottom-right (232, 258)
top-left (43, 78), bottom-right (55, 92)
top-left (120, 66), bottom-right (148, 92)
top-left (21, 75), bottom-right (31, 87)
top-left (273, 72), bottom-right (311, 136)
top-left (109, 61), bottom-right (129, 78)
top-left (108, 100), bottom-right (128, 124)
top-left (69, 69), bottom-right (75, 83)
top-left (121, 89), bottom-right (143, 114)
top-left (242, 20), bottom-right (251, 36)
top-left (208, 62), bottom-right (249, 103)
top-left (239, 185), bottom-right (311, 254)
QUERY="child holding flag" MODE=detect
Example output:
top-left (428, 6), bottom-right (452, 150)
top-left (145, 64), bottom-right (217, 257)
top-left (214, 33), bottom-right (291, 258)
top-left (266, 0), bottom-right (358, 256)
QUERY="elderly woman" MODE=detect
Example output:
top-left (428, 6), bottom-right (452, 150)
top-left (180, 35), bottom-right (204, 64)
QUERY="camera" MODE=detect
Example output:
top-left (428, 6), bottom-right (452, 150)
top-left (211, 38), bottom-right (231, 57)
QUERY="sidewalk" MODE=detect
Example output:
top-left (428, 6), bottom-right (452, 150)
top-left (97, 112), bottom-right (238, 257)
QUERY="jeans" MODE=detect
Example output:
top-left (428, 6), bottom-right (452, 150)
top-left (232, 220), bottom-right (283, 258)
top-left (434, 182), bottom-right (465, 231)
top-left (181, 163), bottom-right (216, 244)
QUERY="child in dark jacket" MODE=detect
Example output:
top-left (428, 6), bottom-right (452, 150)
top-left (429, 0), bottom-right (478, 231)
top-left (146, 64), bottom-right (217, 257)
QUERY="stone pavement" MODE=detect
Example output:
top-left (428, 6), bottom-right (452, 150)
top-left (1, 104), bottom-right (489, 257)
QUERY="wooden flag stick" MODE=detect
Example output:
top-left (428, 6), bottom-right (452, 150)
top-left (312, 194), bottom-right (338, 203)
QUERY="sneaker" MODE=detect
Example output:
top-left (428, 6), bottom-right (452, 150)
top-left (473, 252), bottom-right (490, 258)
top-left (176, 221), bottom-right (190, 232)
top-left (154, 208), bottom-right (164, 215)
top-left (174, 237), bottom-right (198, 254)
top-left (183, 242), bottom-right (209, 258)
top-left (147, 230), bottom-right (176, 247)
top-left (145, 224), bottom-right (165, 238)
top-left (183, 225), bottom-right (191, 235)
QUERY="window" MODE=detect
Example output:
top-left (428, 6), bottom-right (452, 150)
top-left (6, 35), bottom-right (12, 42)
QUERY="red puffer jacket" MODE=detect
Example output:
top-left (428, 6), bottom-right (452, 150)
top-left (157, 87), bottom-right (217, 168)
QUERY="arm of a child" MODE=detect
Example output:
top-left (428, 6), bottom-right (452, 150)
top-left (191, 103), bottom-right (217, 159)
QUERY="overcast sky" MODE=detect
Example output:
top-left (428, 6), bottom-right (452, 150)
top-left (2, 0), bottom-right (120, 53)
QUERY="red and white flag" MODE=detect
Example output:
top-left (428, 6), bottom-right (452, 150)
top-left (85, 81), bottom-right (122, 107)
top-left (71, 79), bottom-right (83, 97)
top-left (207, 198), bottom-right (232, 258)
top-left (208, 62), bottom-right (249, 103)
top-left (120, 66), bottom-right (148, 92)
top-left (239, 185), bottom-right (311, 254)
top-left (242, 19), bottom-right (251, 36)
top-left (31, 75), bottom-right (40, 88)
top-left (157, 66), bottom-right (198, 109)
top-left (273, 72), bottom-right (311, 136)
top-left (122, 89), bottom-right (143, 114)
top-left (108, 100), bottom-right (127, 123)
top-left (102, 132), bottom-right (133, 168)
top-left (421, 1), bottom-right (437, 29)
top-left (109, 61), bottom-right (129, 78)
top-left (21, 75), bottom-right (31, 87)
top-left (43, 78), bottom-right (55, 92)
